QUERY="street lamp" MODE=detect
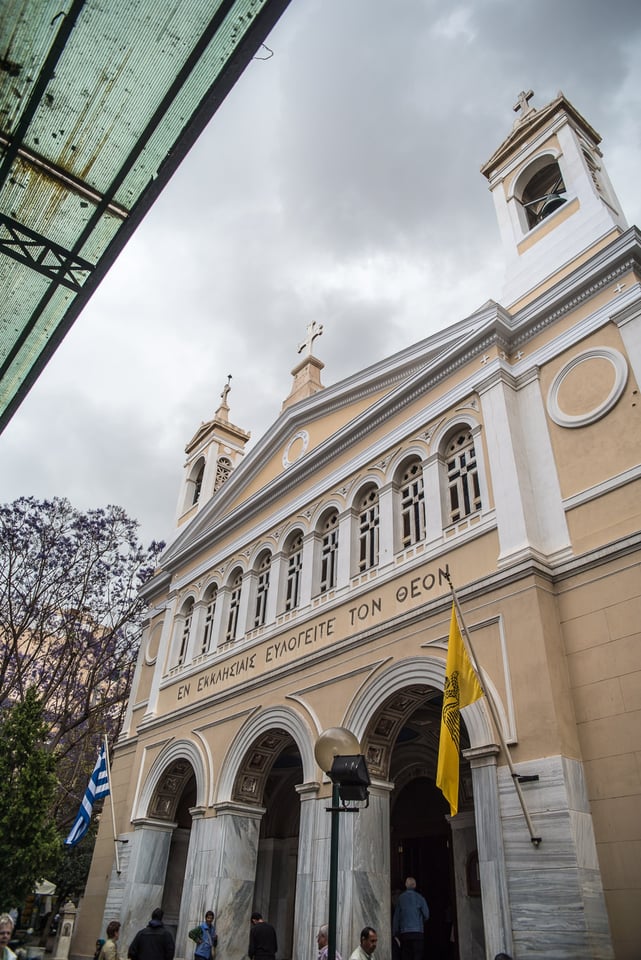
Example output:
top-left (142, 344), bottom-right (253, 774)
top-left (315, 728), bottom-right (371, 960)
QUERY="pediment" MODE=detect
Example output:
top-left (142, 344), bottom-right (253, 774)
top-left (161, 300), bottom-right (508, 569)
top-left (481, 92), bottom-right (601, 181)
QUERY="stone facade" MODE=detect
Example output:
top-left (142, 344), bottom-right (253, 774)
top-left (75, 94), bottom-right (641, 960)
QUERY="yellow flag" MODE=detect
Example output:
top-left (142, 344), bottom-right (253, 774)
top-left (436, 603), bottom-right (483, 816)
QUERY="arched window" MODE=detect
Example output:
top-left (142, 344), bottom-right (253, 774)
top-left (444, 429), bottom-right (481, 524)
top-left (177, 598), bottom-right (194, 666)
top-left (253, 551), bottom-right (271, 628)
top-left (225, 569), bottom-right (243, 642)
top-left (357, 485), bottom-right (379, 572)
top-left (200, 583), bottom-right (218, 655)
top-left (284, 533), bottom-right (304, 611)
top-left (187, 458), bottom-right (205, 507)
top-left (397, 457), bottom-right (426, 548)
top-left (319, 509), bottom-right (339, 594)
top-left (214, 456), bottom-right (232, 492)
top-left (519, 159), bottom-right (566, 229)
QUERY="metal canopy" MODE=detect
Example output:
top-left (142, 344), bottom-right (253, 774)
top-left (0, 0), bottom-right (291, 433)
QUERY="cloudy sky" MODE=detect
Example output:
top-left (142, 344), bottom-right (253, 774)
top-left (1, 0), bottom-right (640, 547)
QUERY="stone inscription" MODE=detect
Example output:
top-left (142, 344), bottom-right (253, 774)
top-left (172, 563), bottom-right (449, 706)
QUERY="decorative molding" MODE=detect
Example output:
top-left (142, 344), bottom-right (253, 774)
top-left (282, 429), bottom-right (310, 468)
top-left (547, 347), bottom-right (628, 427)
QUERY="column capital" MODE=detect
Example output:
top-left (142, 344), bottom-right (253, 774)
top-left (131, 816), bottom-right (177, 832)
top-left (213, 800), bottom-right (266, 820)
top-left (295, 781), bottom-right (320, 800)
top-left (462, 743), bottom-right (501, 767)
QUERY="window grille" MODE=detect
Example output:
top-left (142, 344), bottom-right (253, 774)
top-left (254, 553), bottom-right (271, 627)
top-left (214, 456), bottom-right (232, 492)
top-left (285, 534), bottom-right (303, 611)
top-left (358, 488), bottom-right (379, 572)
top-left (226, 572), bottom-right (242, 641)
top-left (320, 511), bottom-right (339, 593)
top-left (446, 432), bottom-right (481, 523)
top-left (177, 600), bottom-right (193, 665)
top-left (400, 460), bottom-right (426, 547)
top-left (201, 587), bottom-right (217, 655)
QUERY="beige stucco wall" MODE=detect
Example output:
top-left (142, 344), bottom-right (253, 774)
top-left (558, 555), bottom-right (641, 959)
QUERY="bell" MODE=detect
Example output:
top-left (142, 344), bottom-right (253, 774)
top-left (540, 193), bottom-right (566, 218)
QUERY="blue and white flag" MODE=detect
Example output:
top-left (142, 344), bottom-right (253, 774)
top-left (64, 744), bottom-right (111, 847)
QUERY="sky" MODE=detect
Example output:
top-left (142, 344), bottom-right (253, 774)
top-left (1, 0), bottom-right (640, 548)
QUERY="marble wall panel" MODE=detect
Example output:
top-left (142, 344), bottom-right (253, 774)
top-left (498, 755), bottom-right (614, 959)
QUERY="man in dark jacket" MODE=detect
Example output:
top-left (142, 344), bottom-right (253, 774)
top-left (128, 909), bottom-right (175, 960)
top-left (248, 912), bottom-right (277, 960)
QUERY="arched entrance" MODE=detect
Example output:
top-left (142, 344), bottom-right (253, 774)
top-left (231, 728), bottom-right (303, 960)
top-left (148, 759), bottom-right (198, 932)
top-left (362, 683), bottom-right (485, 960)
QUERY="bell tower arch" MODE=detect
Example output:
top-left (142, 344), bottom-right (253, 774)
top-left (482, 90), bottom-right (628, 308)
top-left (176, 374), bottom-right (250, 526)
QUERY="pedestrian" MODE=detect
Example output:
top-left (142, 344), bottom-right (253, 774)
top-left (348, 927), bottom-right (377, 960)
top-left (0, 914), bottom-right (16, 960)
top-left (127, 908), bottom-right (175, 960)
top-left (317, 924), bottom-right (342, 960)
top-left (248, 912), bottom-right (277, 960)
top-left (98, 922), bottom-right (121, 960)
top-left (192, 912), bottom-right (217, 960)
top-left (392, 877), bottom-right (429, 960)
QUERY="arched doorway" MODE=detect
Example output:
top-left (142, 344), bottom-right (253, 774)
top-left (363, 684), bottom-right (484, 960)
top-left (232, 728), bottom-right (303, 960)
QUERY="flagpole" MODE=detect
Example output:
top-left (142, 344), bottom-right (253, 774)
top-left (444, 575), bottom-right (542, 846)
top-left (103, 735), bottom-right (121, 874)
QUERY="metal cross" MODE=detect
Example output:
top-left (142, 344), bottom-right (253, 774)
top-left (220, 374), bottom-right (232, 404)
top-left (298, 320), bottom-right (324, 357)
top-left (614, 282), bottom-right (626, 294)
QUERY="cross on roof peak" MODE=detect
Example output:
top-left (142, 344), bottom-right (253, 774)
top-left (297, 320), bottom-right (324, 358)
top-left (513, 89), bottom-right (534, 116)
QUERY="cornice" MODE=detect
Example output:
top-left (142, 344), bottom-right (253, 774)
top-left (508, 228), bottom-right (641, 347)
top-left (154, 232), bottom-right (641, 585)
top-left (131, 532), bottom-right (641, 738)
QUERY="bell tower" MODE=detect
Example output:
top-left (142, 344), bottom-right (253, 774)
top-left (176, 375), bottom-right (250, 526)
top-left (481, 90), bottom-right (627, 308)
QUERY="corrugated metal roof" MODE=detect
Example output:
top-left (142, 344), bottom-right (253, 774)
top-left (0, 0), bottom-right (291, 432)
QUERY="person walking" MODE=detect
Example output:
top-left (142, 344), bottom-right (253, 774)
top-left (193, 912), bottom-right (217, 960)
top-left (317, 924), bottom-right (342, 960)
top-left (98, 922), bottom-right (121, 960)
top-left (127, 909), bottom-right (175, 960)
top-left (348, 927), bottom-right (377, 960)
top-left (392, 877), bottom-right (429, 960)
top-left (248, 912), bottom-right (277, 960)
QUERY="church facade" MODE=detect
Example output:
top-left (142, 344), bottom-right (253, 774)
top-left (77, 93), bottom-right (641, 960)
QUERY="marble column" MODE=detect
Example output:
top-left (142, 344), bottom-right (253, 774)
top-left (339, 780), bottom-right (393, 960)
top-left (448, 810), bottom-right (485, 960)
top-left (463, 745), bottom-right (513, 960)
top-left (174, 807), bottom-right (207, 960)
top-left (119, 818), bottom-right (176, 952)
top-left (210, 801), bottom-right (265, 960)
top-left (292, 782), bottom-right (322, 960)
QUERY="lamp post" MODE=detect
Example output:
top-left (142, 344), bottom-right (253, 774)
top-left (315, 728), bottom-right (371, 960)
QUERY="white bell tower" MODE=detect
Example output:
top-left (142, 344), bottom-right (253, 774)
top-left (481, 90), bottom-right (628, 309)
top-left (175, 375), bottom-right (250, 526)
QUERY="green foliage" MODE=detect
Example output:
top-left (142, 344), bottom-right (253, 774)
top-left (0, 689), bottom-right (61, 909)
top-left (54, 818), bottom-right (99, 902)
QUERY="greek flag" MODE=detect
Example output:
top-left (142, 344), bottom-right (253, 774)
top-left (64, 745), bottom-right (111, 846)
